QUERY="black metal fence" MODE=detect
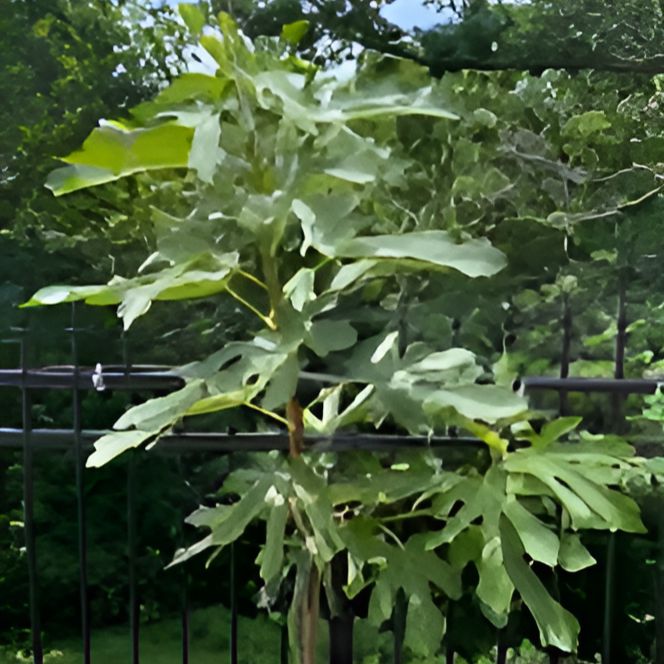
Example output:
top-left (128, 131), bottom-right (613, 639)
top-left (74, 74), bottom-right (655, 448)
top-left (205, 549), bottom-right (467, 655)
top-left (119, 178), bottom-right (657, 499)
top-left (0, 301), bottom-right (662, 664)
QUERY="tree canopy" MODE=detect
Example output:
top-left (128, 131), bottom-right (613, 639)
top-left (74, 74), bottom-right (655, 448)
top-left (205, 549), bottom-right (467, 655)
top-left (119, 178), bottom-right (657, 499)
top-left (212, 0), bottom-right (664, 74)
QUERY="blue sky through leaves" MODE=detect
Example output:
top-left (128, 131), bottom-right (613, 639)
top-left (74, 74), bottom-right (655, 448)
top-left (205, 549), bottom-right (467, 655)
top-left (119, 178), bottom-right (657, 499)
top-left (165, 0), bottom-right (446, 30)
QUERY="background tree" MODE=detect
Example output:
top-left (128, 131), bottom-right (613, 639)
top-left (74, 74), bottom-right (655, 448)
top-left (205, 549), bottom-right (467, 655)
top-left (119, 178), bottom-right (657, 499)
top-left (0, 0), bottom-right (196, 651)
top-left (0, 0), bottom-right (187, 332)
top-left (215, 0), bottom-right (664, 74)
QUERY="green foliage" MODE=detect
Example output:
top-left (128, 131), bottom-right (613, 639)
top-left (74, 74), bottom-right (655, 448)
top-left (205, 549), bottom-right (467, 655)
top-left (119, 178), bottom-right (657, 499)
top-left (169, 429), bottom-right (647, 655)
top-left (21, 7), bottom-right (664, 662)
top-left (0, 0), bottom-right (183, 244)
top-left (29, 13), bottom-right (517, 468)
top-left (201, 0), bottom-right (664, 75)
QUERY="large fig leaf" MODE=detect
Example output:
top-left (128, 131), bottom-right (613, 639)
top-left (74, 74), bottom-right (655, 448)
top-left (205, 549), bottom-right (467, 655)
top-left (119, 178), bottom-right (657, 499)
top-left (24, 252), bottom-right (239, 330)
top-left (47, 121), bottom-right (193, 195)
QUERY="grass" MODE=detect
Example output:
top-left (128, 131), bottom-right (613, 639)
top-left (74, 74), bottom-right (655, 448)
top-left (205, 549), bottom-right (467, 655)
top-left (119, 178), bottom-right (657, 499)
top-left (0, 606), bottom-right (402, 664)
top-left (1, 607), bottom-right (281, 664)
top-left (1, 608), bottom-right (592, 663)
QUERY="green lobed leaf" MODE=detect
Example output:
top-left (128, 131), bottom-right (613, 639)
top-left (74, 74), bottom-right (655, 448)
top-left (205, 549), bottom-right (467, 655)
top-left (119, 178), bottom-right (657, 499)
top-left (304, 384), bottom-right (375, 435)
top-left (283, 268), bottom-right (316, 311)
top-left (501, 516), bottom-right (580, 652)
top-left (259, 499), bottom-right (289, 583)
top-left (476, 536), bottom-right (514, 624)
top-left (210, 477), bottom-right (273, 546)
top-left (188, 111), bottom-right (221, 183)
top-left (404, 592), bottom-right (446, 657)
top-left (86, 430), bottom-right (159, 468)
top-left (305, 320), bottom-right (358, 358)
top-left (504, 450), bottom-right (646, 532)
top-left (558, 533), bottom-right (597, 572)
top-left (25, 252), bottom-right (239, 330)
top-left (46, 121), bottom-right (193, 195)
top-left (87, 380), bottom-right (208, 467)
top-left (114, 380), bottom-right (207, 431)
top-left (336, 231), bottom-right (507, 278)
top-left (423, 384), bottom-right (528, 424)
top-left (262, 352), bottom-right (300, 410)
top-left (503, 495), bottom-right (560, 567)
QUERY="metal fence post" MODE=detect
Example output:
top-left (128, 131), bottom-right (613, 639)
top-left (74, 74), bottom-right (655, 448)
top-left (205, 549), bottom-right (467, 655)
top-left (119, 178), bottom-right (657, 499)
top-left (230, 541), bottom-right (238, 664)
top-left (69, 304), bottom-right (91, 663)
top-left (178, 456), bottom-right (190, 664)
top-left (127, 451), bottom-right (140, 664)
top-left (603, 276), bottom-right (628, 664)
top-left (20, 327), bottom-right (44, 664)
top-left (558, 294), bottom-right (573, 415)
top-left (123, 334), bottom-right (140, 664)
top-left (393, 589), bottom-right (406, 664)
top-left (327, 554), bottom-right (354, 664)
top-left (181, 581), bottom-right (190, 664)
top-left (280, 623), bottom-right (289, 664)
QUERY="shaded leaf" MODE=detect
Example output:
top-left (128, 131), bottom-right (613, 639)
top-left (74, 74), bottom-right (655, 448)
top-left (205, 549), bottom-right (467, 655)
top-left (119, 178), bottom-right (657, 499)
top-left (503, 496), bottom-right (559, 567)
top-left (305, 320), bottom-right (357, 357)
top-left (476, 535), bottom-right (514, 623)
top-left (501, 517), bottom-right (580, 652)
top-left (260, 500), bottom-right (289, 582)
top-left (558, 533), bottom-right (596, 572)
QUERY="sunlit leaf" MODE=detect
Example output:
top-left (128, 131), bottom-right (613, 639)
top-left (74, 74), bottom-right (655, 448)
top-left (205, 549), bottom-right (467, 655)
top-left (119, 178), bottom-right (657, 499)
top-left (336, 231), bottom-right (506, 278)
top-left (47, 121), bottom-right (193, 195)
top-left (281, 20), bottom-right (310, 46)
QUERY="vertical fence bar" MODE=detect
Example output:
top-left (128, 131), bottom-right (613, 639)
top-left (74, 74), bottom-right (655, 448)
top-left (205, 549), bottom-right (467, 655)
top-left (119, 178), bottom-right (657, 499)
top-left (280, 623), bottom-right (289, 664)
top-left (393, 589), bottom-right (406, 664)
top-left (230, 542), bottom-right (238, 664)
top-left (546, 294), bottom-right (573, 664)
top-left (123, 333), bottom-right (140, 664)
top-left (495, 640), bottom-right (508, 664)
top-left (655, 507), bottom-right (664, 664)
top-left (445, 603), bottom-right (455, 663)
top-left (328, 612), bottom-right (353, 664)
top-left (603, 277), bottom-right (627, 664)
top-left (228, 449), bottom-right (238, 664)
top-left (20, 330), bottom-right (44, 664)
top-left (559, 294), bottom-right (572, 416)
top-left (128, 452), bottom-right (140, 664)
top-left (602, 535), bottom-right (617, 663)
top-left (70, 305), bottom-right (91, 663)
top-left (181, 585), bottom-right (189, 664)
top-left (327, 554), bottom-right (354, 664)
top-left (611, 279), bottom-right (627, 428)
top-left (179, 459), bottom-right (190, 664)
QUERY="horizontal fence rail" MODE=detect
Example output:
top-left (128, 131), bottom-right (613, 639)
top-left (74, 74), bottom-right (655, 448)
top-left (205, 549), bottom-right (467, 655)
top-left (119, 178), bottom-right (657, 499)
top-left (4, 367), bottom-right (664, 395)
top-left (0, 366), bottom-right (184, 391)
top-left (518, 376), bottom-right (664, 394)
top-left (0, 428), bottom-right (485, 454)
